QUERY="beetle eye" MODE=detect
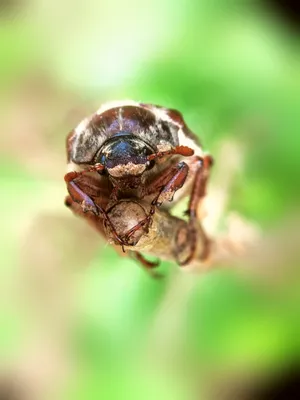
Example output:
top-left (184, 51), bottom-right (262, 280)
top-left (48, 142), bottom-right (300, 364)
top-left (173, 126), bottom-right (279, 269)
top-left (98, 153), bottom-right (106, 165)
top-left (95, 153), bottom-right (107, 175)
top-left (146, 160), bottom-right (155, 170)
top-left (97, 168), bottom-right (107, 176)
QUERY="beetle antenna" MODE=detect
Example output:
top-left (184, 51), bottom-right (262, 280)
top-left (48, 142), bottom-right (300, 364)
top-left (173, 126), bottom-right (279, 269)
top-left (147, 145), bottom-right (194, 161)
top-left (68, 164), bottom-right (105, 179)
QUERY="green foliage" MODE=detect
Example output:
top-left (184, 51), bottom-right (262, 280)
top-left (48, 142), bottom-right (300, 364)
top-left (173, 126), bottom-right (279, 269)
top-left (1, 0), bottom-right (299, 398)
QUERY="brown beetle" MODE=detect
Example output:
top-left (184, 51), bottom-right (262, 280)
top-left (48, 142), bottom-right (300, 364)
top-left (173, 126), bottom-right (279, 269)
top-left (65, 101), bottom-right (213, 266)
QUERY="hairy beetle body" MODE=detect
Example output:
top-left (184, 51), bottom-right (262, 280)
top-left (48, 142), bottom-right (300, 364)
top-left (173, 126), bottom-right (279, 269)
top-left (65, 101), bottom-right (212, 267)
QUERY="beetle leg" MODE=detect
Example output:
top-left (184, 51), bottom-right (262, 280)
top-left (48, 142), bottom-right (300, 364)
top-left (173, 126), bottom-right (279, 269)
top-left (65, 195), bottom-right (106, 236)
top-left (178, 155), bottom-right (213, 265)
top-left (130, 251), bottom-right (160, 269)
top-left (64, 165), bottom-right (107, 211)
top-left (143, 162), bottom-right (189, 206)
top-left (186, 155), bottom-right (213, 219)
top-left (65, 171), bottom-right (100, 214)
top-left (129, 251), bottom-right (163, 279)
top-left (65, 195), bottom-right (127, 252)
top-left (64, 173), bottom-right (126, 248)
top-left (125, 163), bottom-right (189, 243)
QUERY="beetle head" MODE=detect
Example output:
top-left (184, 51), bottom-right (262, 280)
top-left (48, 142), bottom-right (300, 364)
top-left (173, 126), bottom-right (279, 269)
top-left (96, 132), bottom-right (155, 178)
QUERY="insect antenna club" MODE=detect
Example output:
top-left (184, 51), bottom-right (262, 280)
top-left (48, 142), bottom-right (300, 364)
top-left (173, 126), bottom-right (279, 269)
top-left (64, 100), bottom-right (213, 271)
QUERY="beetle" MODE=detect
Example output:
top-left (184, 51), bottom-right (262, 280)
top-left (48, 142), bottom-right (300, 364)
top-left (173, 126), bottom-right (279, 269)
top-left (65, 100), bottom-right (213, 266)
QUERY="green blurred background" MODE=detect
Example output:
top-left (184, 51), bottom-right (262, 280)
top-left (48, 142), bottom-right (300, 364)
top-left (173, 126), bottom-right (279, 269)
top-left (1, 1), bottom-right (300, 399)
